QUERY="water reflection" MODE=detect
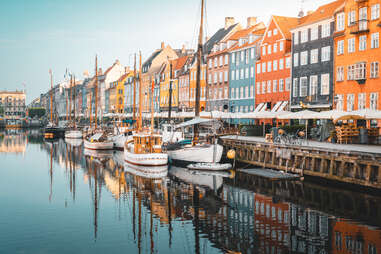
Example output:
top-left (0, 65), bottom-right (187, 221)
top-left (1, 131), bottom-right (381, 254)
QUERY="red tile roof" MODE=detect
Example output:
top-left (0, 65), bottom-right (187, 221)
top-left (272, 16), bottom-right (300, 39)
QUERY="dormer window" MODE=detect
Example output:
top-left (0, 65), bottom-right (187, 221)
top-left (239, 38), bottom-right (243, 46)
top-left (249, 35), bottom-right (253, 43)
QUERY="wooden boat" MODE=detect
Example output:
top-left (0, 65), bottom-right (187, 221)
top-left (84, 132), bottom-right (113, 150)
top-left (124, 161), bottom-right (168, 179)
top-left (65, 130), bottom-right (82, 139)
top-left (187, 162), bottom-right (232, 171)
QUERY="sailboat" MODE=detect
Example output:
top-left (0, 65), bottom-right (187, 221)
top-left (84, 55), bottom-right (114, 150)
top-left (44, 69), bottom-right (65, 139)
top-left (124, 52), bottom-right (168, 167)
top-left (166, 0), bottom-right (224, 166)
top-left (65, 75), bottom-right (83, 139)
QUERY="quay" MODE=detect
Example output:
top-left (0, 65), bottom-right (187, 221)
top-left (221, 135), bottom-right (381, 189)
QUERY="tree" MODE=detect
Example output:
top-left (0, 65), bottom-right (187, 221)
top-left (28, 107), bottom-right (46, 118)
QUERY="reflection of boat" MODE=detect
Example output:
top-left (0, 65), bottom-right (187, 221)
top-left (124, 161), bottom-right (168, 179)
top-left (112, 151), bottom-right (125, 167)
top-left (65, 137), bottom-right (83, 147)
top-left (169, 166), bottom-right (223, 190)
top-left (187, 162), bottom-right (232, 171)
top-left (65, 130), bottom-right (82, 139)
top-left (84, 148), bottom-right (114, 159)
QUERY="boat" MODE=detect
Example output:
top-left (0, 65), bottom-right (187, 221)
top-left (123, 53), bottom-right (168, 167)
top-left (64, 75), bottom-right (83, 139)
top-left (65, 130), bottom-right (82, 139)
top-left (64, 137), bottom-right (83, 147)
top-left (165, 0), bottom-right (223, 166)
top-left (187, 162), bottom-right (232, 171)
top-left (124, 161), bottom-right (168, 179)
top-left (83, 55), bottom-right (114, 150)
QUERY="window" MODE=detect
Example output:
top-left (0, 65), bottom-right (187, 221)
top-left (293, 78), bottom-right (298, 97)
top-left (321, 73), bottom-right (330, 95)
top-left (336, 94), bottom-right (344, 111)
top-left (337, 40), bottom-right (344, 55)
top-left (267, 80), bottom-right (271, 93)
top-left (348, 11), bottom-right (356, 26)
top-left (224, 87), bottom-right (228, 99)
top-left (236, 52), bottom-right (239, 66)
top-left (355, 62), bottom-right (366, 80)
top-left (273, 80), bottom-right (277, 93)
top-left (337, 66), bottom-right (344, 81)
top-left (231, 70), bottom-right (235, 80)
top-left (348, 38), bottom-right (355, 53)
top-left (235, 69), bottom-right (239, 79)
top-left (257, 64), bottom-right (261, 74)
top-left (370, 93), bottom-right (379, 110)
top-left (241, 51), bottom-right (244, 62)
top-left (301, 30), bottom-right (308, 43)
top-left (251, 48), bottom-right (255, 59)
top-left (371, 4), bottom-right (380, 20)
top-left (359, 7), bottom-right (368, 31)
top-left (371, 62), bottom-right (379, 78)
top-left (219, 55), bottom-right (223, 66)
top-left (371, 33), bottom-right (379, 49)
top-left (245, 86), bottom-right (249, 98)
top-left (286, 57), bottom-right (291, 68)
top-left (208, 74), bottom-right (212, 84)
top-left (262, 46), bottom-right (266, 55)
top-left (279, 41), bottom-right (284, 51)
top-left (214, 73), bottom-right (217, 83)
top-left (257, 83), bottom-right (261, 94)
top-left (240, 87), bottom-right (243, 98)
top-left (286, 77), bottom-right (291, 91)
top-left (294, 32), bottom-right (299, 45)
top-left (245, 49), bottom-right (249, 64)
top-left (219, 71), bottom-right (223, 83)
top-left (262, 81), bottom-right (266, 94)
top-left (224, 55), bottom-right (228, 65)
top-left (262, 63), bottom-right (266, 73)
top-left (250, 86), bottom-right (254, 98)
top-left (250, 67), bottom-right (254, 78)
top-left (214, 58), bottom-right (217, 67)
top-left (273, 43), bottom-right (277, 53)
top-left (273, 29), bottom-right (278, 35)
top-left (279, 59), bottom-right (284, 70)
top-left (348, 65), bottom-right (355, 80)
top-left (310, 75), bottom-right (318, 96)
top-left (268, 30), bottom-right (272, 37)
top-left (336, 13), bottom-right (345, 31)
top-left (231, 53), bottom-right (235, 63)
top-left (224, 71), bottom-right (228, 82)
top-left (267, 61), bottom-right (272, 72)
top-left (321, 46), bottom-right (330, 62)
top-left (245, 68), bottom-right (249, 79)
top-left (322, 23), bottom-right (330, 37)
top-left (358, 93), bottom-right (366, 109)
top-left (300, 77), bottom-right (308, 97)
top-left (268, 44), bottom-right (272, 54)
top-left (301, 51), bottom-right (308, 65)
top-left (209, 59), bottom-right (212, 68)
top-left (279, 79), bottom-right (284, 92)
top-left (273, 60), bottom-right (278, 71)
top-left (294, 53), bottom-right (299, 67)
top-left (359, 35), bottom-right (367, 51)
top-left (311, 26), bottom-right (318, 40)
top-left (235, 87), bottom-right (239, 99)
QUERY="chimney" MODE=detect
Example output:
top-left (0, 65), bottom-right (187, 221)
top-left (124, 67), bottom-right (130, 74)
top-left (161, 42), bottom-right (165, 49)
top-left (247, 17), bottom-right (257, 28)
top-left (307, 10), bottom-right (313, 16)
top-left (225, 17), bottom-right (235, 30)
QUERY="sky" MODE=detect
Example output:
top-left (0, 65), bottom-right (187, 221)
top-left (0, 0), bottom-right (334, 103)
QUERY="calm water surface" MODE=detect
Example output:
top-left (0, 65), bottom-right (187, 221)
top-left (0, 129), bottom-right (381, 254)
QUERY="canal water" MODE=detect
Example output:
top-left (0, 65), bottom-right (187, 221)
top-left (1, 129), bottom-right (381, 254)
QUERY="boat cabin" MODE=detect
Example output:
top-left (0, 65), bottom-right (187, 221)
top-left (133, 134), bottom-right (163, 154)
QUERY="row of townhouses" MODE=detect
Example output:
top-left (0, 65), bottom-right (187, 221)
top-left (37, 0), bottom-right (380, 125)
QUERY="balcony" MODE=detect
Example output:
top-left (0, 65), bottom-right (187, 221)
top-left (349, 20), bottom-right (369, 34)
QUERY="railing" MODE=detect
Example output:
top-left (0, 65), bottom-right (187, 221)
top-left (349, 20), bottom-right (369, 34)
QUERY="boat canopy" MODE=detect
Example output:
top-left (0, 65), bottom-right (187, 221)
top-left (174, 117), bottom-right (218, 129)
top-left (90, 133), bottom-right (103, 141)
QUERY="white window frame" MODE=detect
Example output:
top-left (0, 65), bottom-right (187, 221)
top-left (293, 53), bottom-right (299, 67)
top-left (279, 41), bottom-right (284, 51)
top-left (371, 33), bottom-right (379, 49)
top-left (310, 75), bottom-right (318, 96)
top-left (273, 80), bottom-right (277, 93)
top-left (300, 51), bottom-right (308, 65)
top-left (358, 93), bottom-right (366, 110)
top-left (336, 12), bottom-right (345, 32)
top-left (279, 79), bottom-right (284, 92)
top-left (279, 58), bottom-right (284, 70)
top-left (293, 78), bottom-right (298, 98)
top-left (311, 26), bottom-right (318, 41)
top-left (370, 93), bottom-right (379, 110)
top-left (359, 35), bottom-right (367, 51)
top-left (322, 23), bottom-right (330, 38)
top-left (294, 32), bottom-right (299, 45)
top-left (337, 40), bottom-right (344, 55)
top-left (321, 73), bottom-right (330, 96)
top-left (273, 60), bottom-right (278, 71)
top-left (371, 62), bottom-right (379, 78)
top-left (337, 66), bottom-right (344, 82)
top-left (321, 46), bottom-right (330, 62)
top-left (371, 4), bottom-right (380, 20)
top-left (300, 77), bottom-right (308, 97)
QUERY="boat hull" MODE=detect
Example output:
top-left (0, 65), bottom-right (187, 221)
top-left (124, 162), bottom-right (168, 179)
top-left (167, 144), bottom-right (223, 166)
top-left (124, 148), bottom-right (168, 166)
top-left (84, 140), bottom-right (114, 150)
top-left (65, 130), bottom-right (83, 139)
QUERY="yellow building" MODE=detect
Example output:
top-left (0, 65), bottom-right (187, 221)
top-left (189, 59), bottom-right (207, 111)
top-left (116, 71), bottom-right (133, 113)
top-left (0, 90), bottom-right (26, 119)
top-left (159, 59), bottom-right (179, 111)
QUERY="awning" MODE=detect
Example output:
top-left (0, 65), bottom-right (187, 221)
top-left (277, 110), bottom-right (320, 120)
top-left (277, 101), bottom-right (288, 112)
top-left (271, 101), bottom-right (283, 112)
top-left (254, 103), bottom-right (265, 112)
top-left (174, 117), bottom-right (216, 129)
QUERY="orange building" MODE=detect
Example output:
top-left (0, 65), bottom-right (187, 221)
top-left (188, 57), bottom-right (207, 112)
top-left (255, 16), bottom-right (298, 124)
top-left (334, 0), bottom-right (380, 120)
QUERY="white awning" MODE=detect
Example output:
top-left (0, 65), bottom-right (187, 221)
top-left (174, 117), bottom-right (215, 129)
top-left (277, 101), bottom-right (288, 112)
top-left (271, 101), bottom-right (283, 112)
top-left (277, 110), bottom-right (320, 120)
top-left (254, 103), bottom-right (265, 112)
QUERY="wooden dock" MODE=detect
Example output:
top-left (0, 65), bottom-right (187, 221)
top-left (222, 135), bottom-right (381, 189)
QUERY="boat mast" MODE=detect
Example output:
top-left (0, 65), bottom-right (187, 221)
top-left (73, 75), bottom-right (76, 127)
top-left (150, 79), bottom-right (154, 133)
top-left (95, 55), bottom-right (98, 129)
top-left (49, 69), bottom-right (53, 124)
top-left (69, 75), bottom-right (72, 124)
top-left (138, 52), bottom-right (142, 131)
top-left (89, 92), bottom-right (93, 129)
top-left (194, 0), bottom-right (204, 142)
top-left (133, 53), bottom-right (137, 125)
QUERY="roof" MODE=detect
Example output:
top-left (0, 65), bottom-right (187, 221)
top-left (272, 16), bottom-right (300, 39)
top-left (173, 55), bottom-right (189, 71)
top-left (227, 23), bottom-right (264, 41)
top-left (229, 36), bottom-right (263, 52)
top-left (117, 71), bottom-right (133, 82)
top-left (104, 60), bottom-right (120, 75)
top-left (142, 49), bottom-right (162, 71)
top-left (203, 23), bottom-right (240, 55)
top-left (293, 0), bottom-right (345, 29)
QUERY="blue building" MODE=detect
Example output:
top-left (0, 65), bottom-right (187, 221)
top-left (124, 74), bottom-right (140, 114)
top-left (228, 25), bottom-right (265, 124)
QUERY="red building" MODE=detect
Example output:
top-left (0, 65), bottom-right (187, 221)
top-left (255, 16), bottom-right (299, 124)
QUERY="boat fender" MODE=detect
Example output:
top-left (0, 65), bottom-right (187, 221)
top-left (227, 149), bottom-right (236, 159)
top-left (229, 169), bottom-right (235, 179)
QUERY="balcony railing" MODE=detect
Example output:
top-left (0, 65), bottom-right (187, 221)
top-left (349, 20), bottom-right (369, 34)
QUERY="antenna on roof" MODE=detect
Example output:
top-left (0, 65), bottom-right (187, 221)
top-left (298, 0), bottom-right (305, 18)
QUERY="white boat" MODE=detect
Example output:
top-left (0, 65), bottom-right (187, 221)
top-left (187, 162), bottom-right (232, 171)
top-left (124, 133), bottom-right (168, 166)
top-left (84, 148), bottom-right (114, 159)
top-left (65, 129), bottom-right (83, 139)
top-left (65, 137), bottom-right (83, 147)
top-left (84, 132), bottom-right (114, 150)
top-left (169, 166), bottom-right (223, 190)
top-left (124, 161), bottom-right (168, 179)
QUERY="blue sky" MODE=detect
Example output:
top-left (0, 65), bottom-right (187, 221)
top-left (0, 0), bottom-right (333, 103)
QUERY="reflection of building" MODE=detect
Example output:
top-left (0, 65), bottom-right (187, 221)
top-left (0, 91), bottom-right (26, 118)
top-left (332, 219), bottom-right (381, 254)
top-left (0, 131), bottom-right (27, 153)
